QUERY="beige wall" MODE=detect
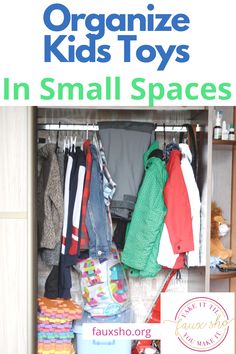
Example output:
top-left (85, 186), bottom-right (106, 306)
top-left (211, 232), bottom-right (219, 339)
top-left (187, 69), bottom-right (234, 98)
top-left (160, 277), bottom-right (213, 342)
top-left (0, 107), bottom-right (35, 354)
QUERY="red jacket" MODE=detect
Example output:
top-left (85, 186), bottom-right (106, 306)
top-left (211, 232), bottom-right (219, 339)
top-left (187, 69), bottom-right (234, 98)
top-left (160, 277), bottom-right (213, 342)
top-left (164, 150), bottom-right (194, 268)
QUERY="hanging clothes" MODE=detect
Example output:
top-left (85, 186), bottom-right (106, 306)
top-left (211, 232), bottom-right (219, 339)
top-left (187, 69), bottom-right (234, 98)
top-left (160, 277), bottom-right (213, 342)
top-left (93, 133), bottom-right (117, 238)
top-left (95, 134), bottom-right (117, 208)
top-left (121, 141), bottom-right (168, 277)
top-left (99, 121), bottom-right (154, 220)
top-left (179, 143), bottom-right (201, 267)
top-left (157, 148), bottom-right (194, 269)
top-left (157, 224), bottom-right (179, 268)
top-left (41, 149), bottom-right (68, 267)
top-left (38, 144), bottom-right (64, 265)
top-left (113, 220), bottom-right (128, 251)
top-left (78, 140), bottom-right (92, 251)
top-left (59, 148), bottom-right (86, 299)
top-left (59, 154), bottom-right (73, 299)
top-left (86, 144), bottom-right (112, 259)
top-left (68, 149), bottom-right (86, 256)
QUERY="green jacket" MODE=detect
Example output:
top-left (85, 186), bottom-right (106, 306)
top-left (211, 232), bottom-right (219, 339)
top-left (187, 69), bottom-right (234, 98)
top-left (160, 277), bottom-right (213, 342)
top-left (121, 141), bottom-right (168, 277)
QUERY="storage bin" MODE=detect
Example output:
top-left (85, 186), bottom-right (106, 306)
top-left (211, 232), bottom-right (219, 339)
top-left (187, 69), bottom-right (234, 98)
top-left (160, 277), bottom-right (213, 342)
top-left (73, 309), bottom-right (132, 354)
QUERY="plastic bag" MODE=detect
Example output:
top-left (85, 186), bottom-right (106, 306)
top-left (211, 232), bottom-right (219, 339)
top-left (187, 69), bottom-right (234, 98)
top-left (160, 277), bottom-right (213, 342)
top-left (79, 245), bottom-right (130, 316)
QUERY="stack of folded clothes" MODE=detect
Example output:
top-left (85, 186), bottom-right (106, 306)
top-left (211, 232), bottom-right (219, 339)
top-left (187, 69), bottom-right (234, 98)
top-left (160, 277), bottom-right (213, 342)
top-left (37, 297), bottom-right (83, 354)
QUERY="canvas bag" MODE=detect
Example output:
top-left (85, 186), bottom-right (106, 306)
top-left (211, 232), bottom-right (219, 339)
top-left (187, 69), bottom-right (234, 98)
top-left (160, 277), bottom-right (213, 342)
top-left (79, 244), bottom-right (130, 317)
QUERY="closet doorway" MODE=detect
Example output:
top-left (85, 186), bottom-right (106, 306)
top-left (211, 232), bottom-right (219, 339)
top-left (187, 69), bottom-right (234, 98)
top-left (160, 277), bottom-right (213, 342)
top-left (36, 107), bottom-right (213, 305)
top-left (0, 106), bottom-right (217, 354)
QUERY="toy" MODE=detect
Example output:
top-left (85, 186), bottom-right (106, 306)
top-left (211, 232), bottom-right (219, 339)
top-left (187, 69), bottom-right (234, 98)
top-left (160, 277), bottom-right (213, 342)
top-left (82, 287), bottom-right (98, 307)
top-left (109, 264), bottom-right (129, 303)
top-left (82, 259), bottom-right (103, 287)
top-left (210, 202), bottom-right (233, 260)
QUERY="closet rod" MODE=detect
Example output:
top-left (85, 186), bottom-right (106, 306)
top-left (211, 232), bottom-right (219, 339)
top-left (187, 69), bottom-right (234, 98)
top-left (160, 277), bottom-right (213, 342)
top-left (37, 123), bottom-right (187, 133)
top-left (155, 126), bottom-right (187, 133)
top-left (37, 123), bottom-right (99, 131)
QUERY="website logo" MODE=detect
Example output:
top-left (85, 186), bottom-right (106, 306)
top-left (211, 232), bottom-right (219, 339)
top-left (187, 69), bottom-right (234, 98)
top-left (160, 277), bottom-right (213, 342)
top-left (174, 297), bottom-right (231, 351)
top-left (162, 293), bottom-right (234, 354)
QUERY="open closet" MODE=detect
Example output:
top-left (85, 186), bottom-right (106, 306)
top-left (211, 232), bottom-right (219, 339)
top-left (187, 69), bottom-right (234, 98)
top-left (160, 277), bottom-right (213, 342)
top-left (36, 106), bottom-right (212, 354)
top-left (1, 105), bottom-right (236, 354)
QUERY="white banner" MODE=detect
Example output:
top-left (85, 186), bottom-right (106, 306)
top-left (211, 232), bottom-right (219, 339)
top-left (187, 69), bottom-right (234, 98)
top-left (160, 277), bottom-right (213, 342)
top-left (0, 0), bottom-right (236, 105)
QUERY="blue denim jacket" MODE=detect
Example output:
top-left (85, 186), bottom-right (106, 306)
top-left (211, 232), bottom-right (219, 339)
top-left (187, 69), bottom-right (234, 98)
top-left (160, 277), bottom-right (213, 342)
top-left (86, 144), bottom-right (112, 259)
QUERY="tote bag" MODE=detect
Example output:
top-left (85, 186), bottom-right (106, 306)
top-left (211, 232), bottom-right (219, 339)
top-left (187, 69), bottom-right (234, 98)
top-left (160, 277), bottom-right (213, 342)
top-left (79, 245), bottom-right (130, 317)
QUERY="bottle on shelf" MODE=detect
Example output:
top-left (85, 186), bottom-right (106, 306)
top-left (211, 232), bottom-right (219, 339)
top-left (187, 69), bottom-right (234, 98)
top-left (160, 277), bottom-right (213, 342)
top-left (229, 124), bottom-right (235, 141)
top-left (213, 111), bottom-right (223, 140)
top-left (222, 120), bottom-right (229, 140)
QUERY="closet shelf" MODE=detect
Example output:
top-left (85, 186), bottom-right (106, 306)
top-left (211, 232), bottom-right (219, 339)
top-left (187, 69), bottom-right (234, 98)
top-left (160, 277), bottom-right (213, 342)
top-left (213, 139), bottom-right (236, 146)
top-left (210, 269), bottom-right (236, 280)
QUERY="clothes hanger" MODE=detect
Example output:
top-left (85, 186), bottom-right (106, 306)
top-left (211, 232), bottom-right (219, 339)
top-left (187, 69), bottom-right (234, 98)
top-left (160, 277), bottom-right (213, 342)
top-left (70, 134), bottom-right (73, 152)
top-left (86, 123), bottom-right (89, 140)
top-left (154, 123), bottom-right (157, 141)
top-left (47, 130), bottom-right (51, 143)
top-left (179, 123), bottom-right (198, 178)
top-left (63, 132), bottom-right (69, 152)
top-left (77, 131), bottom-right (84, 150)
top-left (172, 127), bottom-right (176, 143)
top-left (68, 132), bottom-right (74, 152)
top-left (55, 122), bottom-right (61, 152)
top-left (63, 136), bottom-right (66, 152)
top-left (92, 123), bottom-right (96, 141)
top-left (93, 124), bottom-right (100, 146)
top-left (71, 133), bottom-right (77, 153)
top-left (163, 123), bottom-right (166, 148)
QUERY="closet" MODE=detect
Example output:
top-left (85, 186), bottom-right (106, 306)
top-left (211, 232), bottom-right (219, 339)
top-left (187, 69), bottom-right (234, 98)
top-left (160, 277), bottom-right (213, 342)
top-left (2, 105), bottom-right (236, 354)
top-left (36, 106), bottom-right (212, 316)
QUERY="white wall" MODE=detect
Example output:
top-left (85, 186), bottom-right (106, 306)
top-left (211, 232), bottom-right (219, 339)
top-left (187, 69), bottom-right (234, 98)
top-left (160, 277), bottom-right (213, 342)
top-left (0, 107), bottom-right (35, 354)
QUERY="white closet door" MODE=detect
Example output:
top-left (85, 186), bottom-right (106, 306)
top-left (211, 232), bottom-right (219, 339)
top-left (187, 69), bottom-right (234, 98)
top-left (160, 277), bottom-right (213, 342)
top-left (0, 107), bottom-right (35, 354)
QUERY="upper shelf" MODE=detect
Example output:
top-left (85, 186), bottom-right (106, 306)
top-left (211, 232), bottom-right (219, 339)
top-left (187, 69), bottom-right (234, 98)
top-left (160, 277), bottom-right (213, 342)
top-left (37, 107), bottom-right (206, 125)
top-left (213, 139), bottom-right (236, 146)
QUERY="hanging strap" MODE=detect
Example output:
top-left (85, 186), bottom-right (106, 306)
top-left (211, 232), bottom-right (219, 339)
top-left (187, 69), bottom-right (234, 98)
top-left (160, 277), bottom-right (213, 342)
top-left (148, 270), bottom-right (177, 323)
top-left (132, 270), bottom-right (177, 354)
